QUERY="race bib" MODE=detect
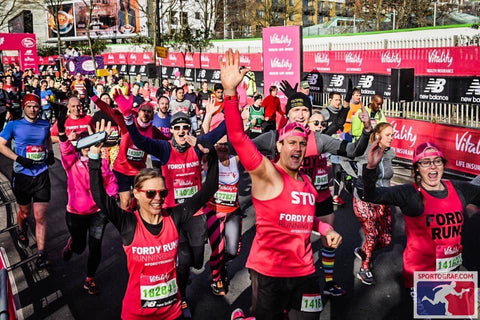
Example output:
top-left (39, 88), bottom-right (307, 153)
top-left (25, 145), bottom-right (45, 162)
top-left (436, 244), bottom-right (462, 272)
top-left (174, 185), bottom-right (198, 200)
top-left (300, 294), bottom-right (323, 312)
top-left (251, 126), bottom-right (262, 133)
top-left (126, 146), bottom-right (145, 161)
top-left (314, 174), bottom-right (329, 191)
top-left (214, 184), bottom-right (238, 207)
top-left (140, 273), bottom-right (178, 308)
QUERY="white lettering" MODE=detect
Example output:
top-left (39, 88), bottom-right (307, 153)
top-left (314, 53), bottom-right (330, 66)
top-left (381, 51), bottom-right (402, 66)
top-left (428, 49), bottom-right (453, 67)
top-left (291, 191), bottom-right (315, 205)
top-left (345, 52), bottom-right (363, 66)
top-left (271, 57), bottom-right (292, 71)
top-left (455, 131), bottom-right (480, 155)
top-left (391, 121), bottom-right (417, 147)
top-left (269, 33), bottom-right (292, 46)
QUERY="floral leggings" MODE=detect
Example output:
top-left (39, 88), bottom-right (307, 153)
top-left (353, 197), bottom-right (392, 270)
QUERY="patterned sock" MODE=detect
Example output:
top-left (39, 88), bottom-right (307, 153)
top-left (321, 247), bottom-right (335, 282)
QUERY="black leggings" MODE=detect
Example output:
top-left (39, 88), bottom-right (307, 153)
top-left (176, 214), bottom-right (207, 298)
top-left (65, 211), bottom-right (108, 277)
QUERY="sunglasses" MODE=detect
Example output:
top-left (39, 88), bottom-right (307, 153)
top-left (172, 125), bottom-right (191, 131)
top-left (137, 189), bottom-right (168, 199)
top-left (309, 120), bottom-right (327, 127)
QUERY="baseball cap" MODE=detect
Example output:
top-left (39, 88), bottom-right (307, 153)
top-left (300, 81), bottom-right (310, 89)
top-left (22, 93), bottom-right (41, 108)
top-left (285, 92), bottom-right (312, 116)
top-left (278, 122), bottom-right (308, 142)
top-left (138, 102), bottom-right (155, 111)
top-left (170, 112), bottom-right (191, 126)
top-left (413, 142), bottom-right (445, 164)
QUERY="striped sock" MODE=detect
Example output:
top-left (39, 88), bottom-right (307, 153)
top-left (321, 248), bottom-right (335, 282)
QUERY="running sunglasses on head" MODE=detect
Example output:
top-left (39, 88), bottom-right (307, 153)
top-left (309, 120), bottom-right (327, 127)
top-left (137, 189), bottom-right (168, 199)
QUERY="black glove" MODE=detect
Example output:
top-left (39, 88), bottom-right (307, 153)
top-left (57, 106), bottom-right (68, 133)
top-left (279, 80), bottom-right (298, 98)
top-left (16, 156), bottom-right (34, 168)
top-left (84, 78), bottom-right (95, 98)
top-left (47, 151), bottom-right (55, 166)
top-left (345, 79), bottom-right (353, 103)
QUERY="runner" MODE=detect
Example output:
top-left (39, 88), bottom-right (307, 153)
top-left (361, 141), bottom-right (480, 293)
top-left (0, 93), bottom-right (55, 268)
top-left (51, 97), bottom-right (94, 145)
top-left (88, 136), bottom-right (219, 320)
top-left (58, 112), bottom-right (118, 294)
top-left (115, 99), bottom-right (226, 317)
top-left (304, 111), bottom-right (346, 296)
top-left (222, 49), bottom-right (342, 320)
top-left (352, 122), bottom-right (395, 285)
top-left (89, 81), bottom-right (166, 210)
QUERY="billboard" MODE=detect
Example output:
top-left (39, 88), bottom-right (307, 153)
top-left (47, 0), bottom-right (147, 40)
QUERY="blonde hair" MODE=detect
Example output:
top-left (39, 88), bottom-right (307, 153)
top-left (133, 168), bottom-right (164, 190)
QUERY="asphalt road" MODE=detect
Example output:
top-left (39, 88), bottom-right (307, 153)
top-left (0, 152), bottom-right (479, 320)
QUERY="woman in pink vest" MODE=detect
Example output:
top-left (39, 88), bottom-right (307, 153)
top-left (88, 137), bottom-right (218, 320)
top-left (361, 140), bottom-right (480, 312)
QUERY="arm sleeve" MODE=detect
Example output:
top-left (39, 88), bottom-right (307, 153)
top-left (171, 141), bottom-right (219, 226)
top-left (59, 139), bottom-right (78, 171)
top-left (200, 120), bottom-right (227, 144)
top-left (323, 107), bottom-right (349, 136)
top-left (315, 129), bottom-right (370, 158)
top-left (91, 96), bottom-right (126, 131)
top-left (313, 217), bottom-right (333, 235)
top-left (452, 180), bottom-right (480, 207)
top-left (88, 157), bottom-right (136, 245)
top-left (126, 122), bottom-right (171, 164)
top-left (152, 126), bottom-right (169, 141)
top-left (101, 159), bottom-right (119, 197)
top-left (224, 98), bottom-right (264, 172)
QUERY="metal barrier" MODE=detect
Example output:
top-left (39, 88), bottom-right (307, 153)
top-left (311, 92), bottom-right (480, 128)
top-left (0, 269), bottom-right (8, 320)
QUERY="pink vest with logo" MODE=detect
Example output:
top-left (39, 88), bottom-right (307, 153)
top-left (246, 164), bottom-right (318, 277)
top-left (122, 210), bottom-right (181, 320)
top-left (403, 180), bottom-right (464, 288)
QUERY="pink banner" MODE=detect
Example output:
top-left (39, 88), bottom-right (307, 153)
top-left (304, 47), bottom-right (480, 76)
top-left (387, 117), bottom-right (480, 176)
top-left (2, 56), bottom-right (19, 65)
top-left (263, 26), bottom-right (302, 110)
top-left (0, 33), bottom-right (38, 72)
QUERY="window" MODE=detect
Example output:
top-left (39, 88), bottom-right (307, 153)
top-left (289, 13), bottom-right (295, 21)
top-left (289, 0), bottom-right (294, 5)
top-left (170, 11), bottom-right (177, 24)
top-left (195, 12), bottom-right (201, 20)
top-left (181, 11), bottom-right (188, 25)
top-left (256, 10), bottom-right (264, 18)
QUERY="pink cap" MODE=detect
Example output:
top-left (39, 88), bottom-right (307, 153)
top-left (278, 122), bottom-right (308, 142)
top-left (413, 141), bottom-right (444, 163)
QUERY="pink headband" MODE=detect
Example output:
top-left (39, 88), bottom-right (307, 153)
top-left (278, 122), bottom-right (308, 141)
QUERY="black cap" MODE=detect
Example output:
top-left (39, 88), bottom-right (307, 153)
top-left (170, 112), bottom-right (191, 126)
top-left (285, 92), bottom-right (312, 116)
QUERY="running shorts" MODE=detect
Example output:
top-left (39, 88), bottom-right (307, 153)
top-left (315, 196), bottom-right (334, 217)
top-left (250, 269), bottom-right (322, 319)
top-left (113, 170), bottom-right (135, 192)
top-left (12, 170), bottom-right (51, 205)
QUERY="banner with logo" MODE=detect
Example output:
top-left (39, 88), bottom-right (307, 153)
top-left (66, 56), bottom-right (104, 75)
top-left (263, 26), bottom-right (302, 109)
top-left (0, 33), bottom-right (38, 72)
top-left (387, 116), bottom-right (480, 176)
top-left (304, 47), bottom-right (480, 76)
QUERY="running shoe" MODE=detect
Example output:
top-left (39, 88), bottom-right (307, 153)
top-left (62, 237), bottom-right (73, 261)
top-left (354, 247), bottom-right (366, 261)
top-left (84, 278), bottom-right (100, 295)
top-left (324, 281), bottom-right (346, 296)
top-left (332, 196), bottom-right (345, 206)
top-left (181, 300), bottom-right (192, 319)
top-left (231, 308), bottom-right (246, 320)
top-left (357, 268), bottom-right (374, 286)
top-left (36, 252), bottom-right (50, 269)
top-left (17, 226), bottom-right (29, 249)
top-left (211, 279), bottom-right (227, 296)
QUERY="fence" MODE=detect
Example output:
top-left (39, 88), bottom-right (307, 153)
top-left (311, 92), bottom-right (480, 129)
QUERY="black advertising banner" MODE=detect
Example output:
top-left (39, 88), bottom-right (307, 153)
top-left (183, 68), bottom-right (195, 82)
top-left (415, 76), bottom-right (480, 103)
top-left (195, 69), bottom-right (209, 83)
top-left (322, 73), bottom-right (391, 98)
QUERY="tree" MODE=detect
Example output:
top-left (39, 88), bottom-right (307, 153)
top-left (0, 0), bottom-right (19, 29)
top-left (79, 0), bottom-right (99, 74)
top-left (196, 0), bottom-right (218, 40)
top-left (355, 0), bottom-right (395, 31)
